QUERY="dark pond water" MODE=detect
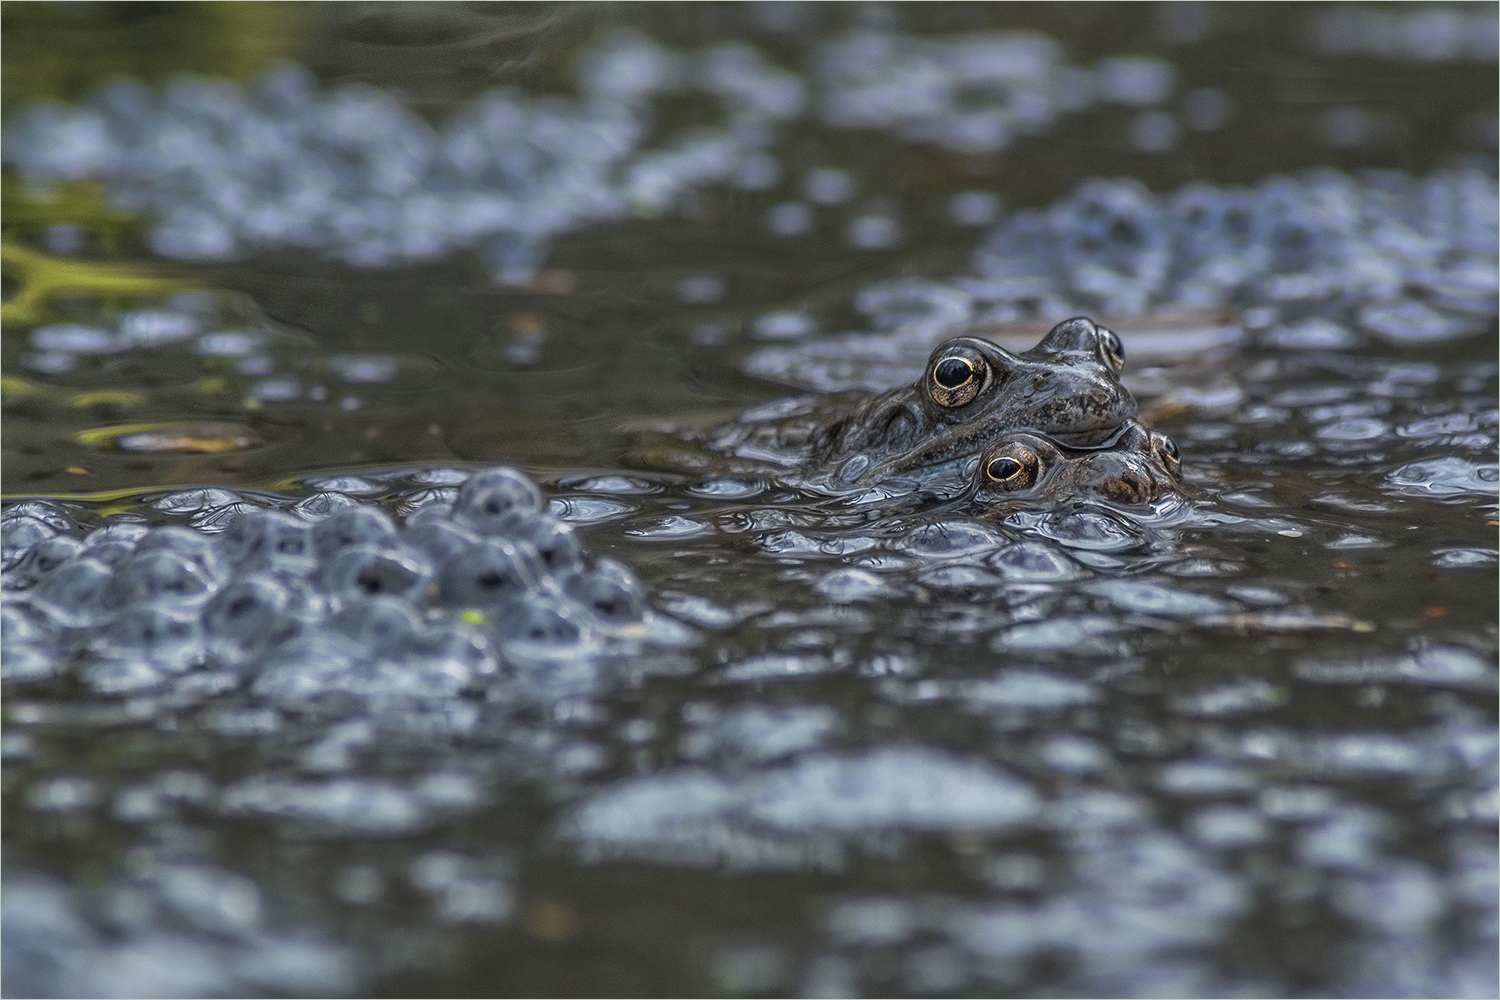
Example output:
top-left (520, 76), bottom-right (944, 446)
top-left (3, 3), bottom-right (1497, 997)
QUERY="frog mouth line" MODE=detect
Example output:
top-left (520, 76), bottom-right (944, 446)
top-left (876, 416), bottom-right (1133, 477)
top-left (1024, 422), bottom-right (1134, 451)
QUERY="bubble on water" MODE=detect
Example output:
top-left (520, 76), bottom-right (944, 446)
top-left (918, 565), bottom-right (1001, 590)
top-left (21, 350), bottom-right (77, 374)
top-left (897, 519), bottom-right (1008, 559)
top-left (752, 311), bottom-right (817, 340)
top-left (1129, 109), bottom-right (1180, 152)
top-left (1334, 861), bottom-right (1447, 934)
top-left (7, 535), bottom-right (85, 590)
top-left (557, 474), bottom-right (663, 496)
top-left (558, 769), bottom-right (750, 866)
top-left (493, 597), bottom-right (588, 653)
top-left (675, 274), bottom-right (725, 305)
top-left (1023, 508), bottom-right (1147, 553)
top-left (312, 506), bottom-right (399, 560)
top-left (993, 615), bottom-right (1125, 655)
top-left (43, 223), bottom-right (85, 255)
top-left (330, 594), bottom-right (424, 653)
top-left (748, 746), bottom-right (1041, 832)
top-left (30, 323), bottom-right (123, 353)
top-left (403, 519), bottom-right (481, 563)
top-left (1038, 734), bottom-right (1110, 773)
top-left (221, 775), bottom-right (431, 834)
top-left (813, 568), bottom-right (891, 602)
top-left (27, 775), bottom-right (98, 812)
top-left (967, 670), bottom-right (1098, 708)
top-left (1307, 734), bottom-right (1427, 776)
top-left (333, 864), bottom-right (384, 906)
top-left (1264, 316), bottom-right (1359, 349)
top-left (327, 353), bottom-right (399, 384)
top-left (113, 549), bottom-right (218, 608)
top-left (846, 213), bottom-right (901, 249)
top-left (1295, 644), bottom-right (1494, 690)
top-left (5, 500), bottom-right (81, 534)
top-left (562, 745), bottom-right (1040, 868)
top-left (1182, 86), bottom-right (1231, 130)
top-left (1384, 456), bottom-right (1499, 498)
top-left (1316, 417), bottom-right (1387, 442)
top-left (559, 558), bottom-right (646, 627)
top-left (1096, 56), bottom-right (1175, 106)
top-left (1297, 806), bottom-right (1391, 871)
top-left (98, 605), bottom-right (205, 667)
top-left (1, 602), bottom-right (61, 682)
top-left (802, 167), bottom-right (854, 205)
top-left (684, 477), bottom-right (768, 500)
top-left (625, 515), bottom-right (710, 539)
top-left (409, 625), bottom-right (498, 681)
top-left (949, 190), bottom-right (1002, 226)
top-left (117, 309), bottom-right (200, 347)
top-left (1360, 300), bottom-right (1485, 343)
top-left (35, 557), bottom-right (118, 627)
top-left (681, 704), bottom-right (839, 765)
top-left (148, 862), bottom-right (264, 935)
top-left (194, 329), bottom-right (263, 357)
top-left (1158, 761), bottom-right (1259, 797)
top-left (1087, 579), bottom-right (1227, 617)
top-left (767, 201), bottom-right (813, 235)
top-left (317, 544), bottom-right (431, 604)
top-left (1432, 547), bottom-right (1497, 569)
top-left (201, 574), bottom-right (302, 663)
top-left (499, 512), bottom-right (582, 576)
top-left (452, 467), bottom-right (544, 533)
top-left (734, 150), bottom-right (779, 189)
top-left (1170, 680), bottom-right (1287, 716)
top-left (438, 537), bottom-right (539, 607)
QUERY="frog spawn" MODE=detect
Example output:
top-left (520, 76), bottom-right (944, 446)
top-left (0, 466), bottom-right (665, 700)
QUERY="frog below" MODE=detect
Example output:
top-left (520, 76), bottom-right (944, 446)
top-left (966, 421), bottom-right (1183, 512)
top-left (697, 316), bottom-right (1139, 492)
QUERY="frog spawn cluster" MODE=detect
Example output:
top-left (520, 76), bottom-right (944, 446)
top-left (969, 170), bottom-right (1498, 334)
top-left (1, 468), bottom-right (660, 701)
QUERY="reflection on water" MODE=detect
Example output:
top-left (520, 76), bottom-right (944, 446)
top-left (3, 4), bottom-right (1496, 998)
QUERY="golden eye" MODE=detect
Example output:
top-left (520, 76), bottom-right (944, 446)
top-left (1099, 327), bottom-right (1125, 373)
top-left (1155, 434), bottom-right (1181, 474)
top-left (985, 456), bottom-right (1024, 482)
top-left (979, 445), bottom-right (1040, 491)
top-left (929, 354), bottom-right (985, 407)
top-left (934, 357), bottom-right (974, 388)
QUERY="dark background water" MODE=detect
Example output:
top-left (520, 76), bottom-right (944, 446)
top-left (2, 3), bottom-right (1496, 998)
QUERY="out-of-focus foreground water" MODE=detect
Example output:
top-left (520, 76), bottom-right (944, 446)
top-left (2, 4), bottom-right (1496, 997)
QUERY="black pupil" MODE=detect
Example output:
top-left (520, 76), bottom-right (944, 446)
top-left (1163, 438), bottom-right (1178, 459)
top-left (934, 358), bottom-right (974, 389)
top-left (1104, 333), bottom-right (1123, 359)
top-left (987, 457), bottom-right (1023, 481)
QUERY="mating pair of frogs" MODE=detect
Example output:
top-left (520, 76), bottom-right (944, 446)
top-left (681, 316), bottom-right (1182, 511)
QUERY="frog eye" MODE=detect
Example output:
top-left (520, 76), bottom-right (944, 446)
top-left (1098, 326), bottom-right (1125, 374)
top-left (985, 456), bottom-right (1024, 482)
top-left (929, 352), bottom-right (987, 407)
top-left (981, 445), bottom-right (1040, 490)
top-left (1154, 433), bottom-right (1181, 474)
